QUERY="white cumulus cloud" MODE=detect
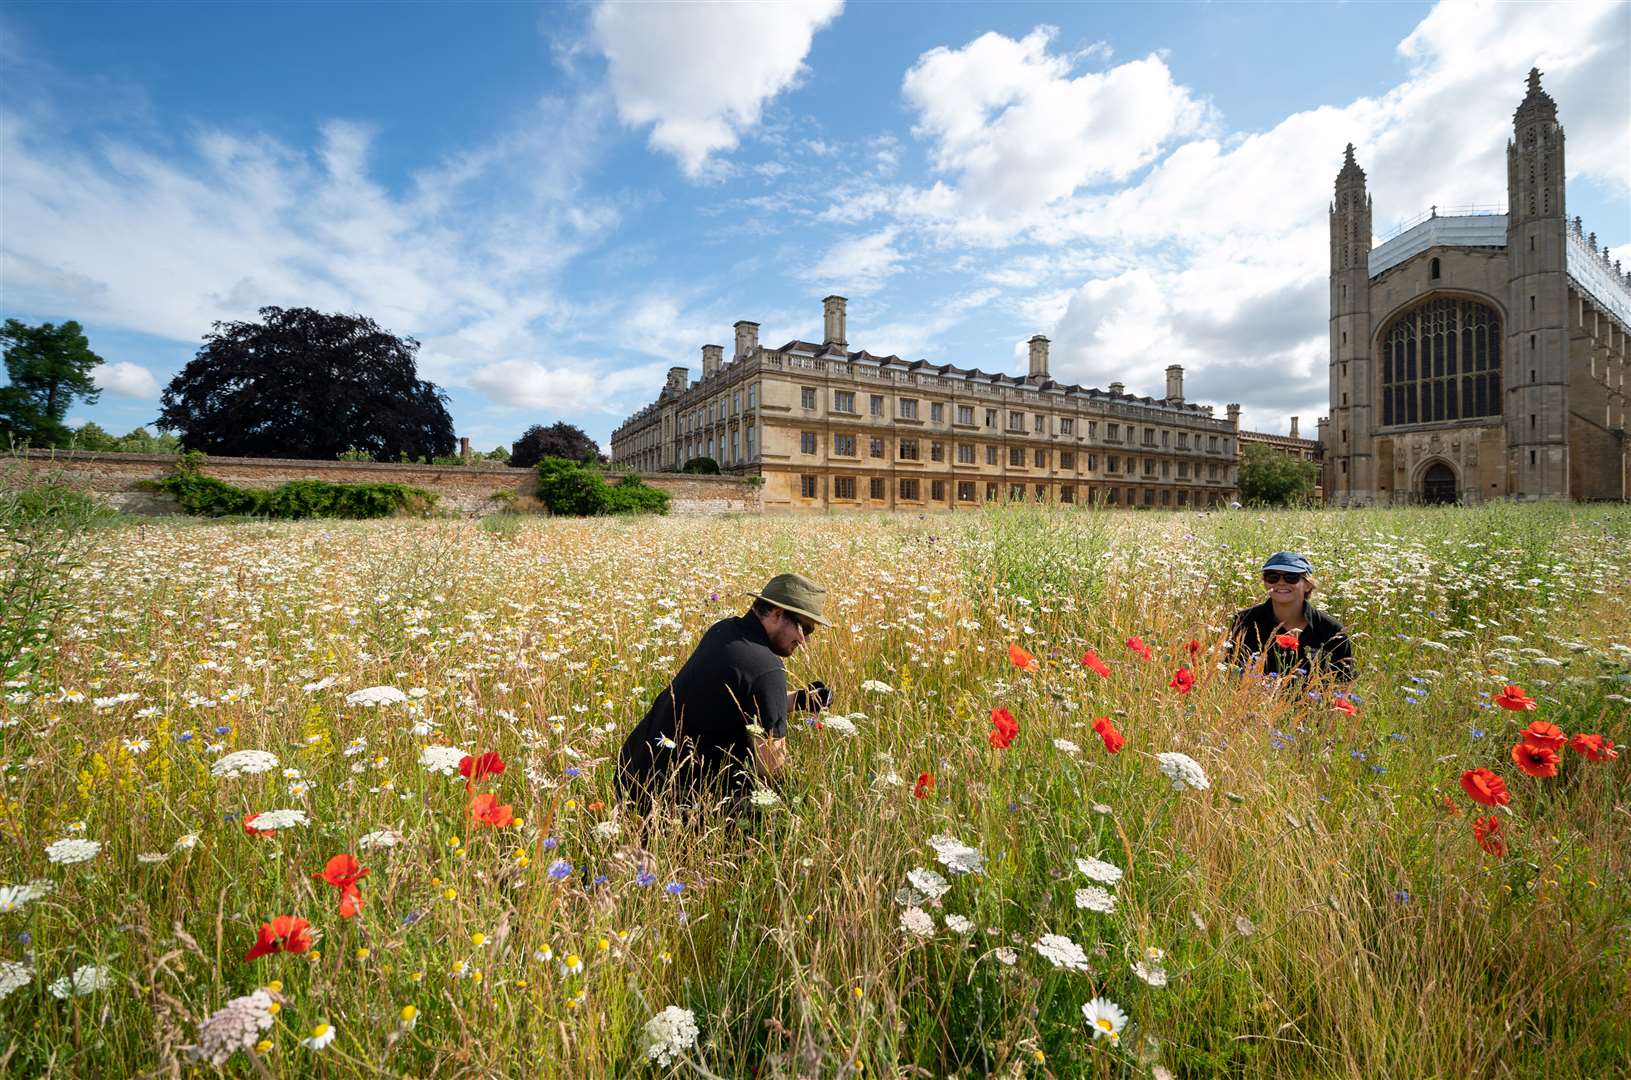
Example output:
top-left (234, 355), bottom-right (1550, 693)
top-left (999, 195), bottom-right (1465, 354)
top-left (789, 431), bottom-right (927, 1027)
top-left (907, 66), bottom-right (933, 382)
top-left (900, 28), bottom-right (1213, 228)
top-left (591, 0), bottom-right (844, 177)
top-left (94, 360), bottom-right (161, 399)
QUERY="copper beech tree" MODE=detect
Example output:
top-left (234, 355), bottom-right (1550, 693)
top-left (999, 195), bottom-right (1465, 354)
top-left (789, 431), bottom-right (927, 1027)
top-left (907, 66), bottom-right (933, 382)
top-left (156, 306), bottom-right (454, 462)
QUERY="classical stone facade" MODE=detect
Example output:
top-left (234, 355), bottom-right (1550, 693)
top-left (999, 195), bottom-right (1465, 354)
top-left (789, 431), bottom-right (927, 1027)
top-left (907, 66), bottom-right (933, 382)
top-left (1327, 70), bottom-right (1630, 504)
top-left (610, 298), bottom-right (1241, 512)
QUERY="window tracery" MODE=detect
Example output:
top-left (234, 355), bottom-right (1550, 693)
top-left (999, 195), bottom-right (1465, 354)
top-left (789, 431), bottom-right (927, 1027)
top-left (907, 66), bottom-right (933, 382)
top-left (1381, 297), bottom-right (1502, 426)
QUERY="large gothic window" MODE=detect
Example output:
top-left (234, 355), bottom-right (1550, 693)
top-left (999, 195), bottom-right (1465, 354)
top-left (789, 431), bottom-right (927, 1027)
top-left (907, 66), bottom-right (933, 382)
top-left (1380, 297), bottom-right (1501, 426)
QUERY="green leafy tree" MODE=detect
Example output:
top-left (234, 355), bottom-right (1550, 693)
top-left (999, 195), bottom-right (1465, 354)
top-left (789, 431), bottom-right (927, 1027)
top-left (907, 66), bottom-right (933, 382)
top-left (681, 456), bottom-right (720, 474)
top-left (68, 421), bottom-right (119, 451)
top-left (1237, 444), bottom-right (1322, 507)
top-left (0, 319), bottom-right (106, 449)
top-left (112, 426), bottom-right (181, 454)
top-left (156, 306), bottom-right (454, 461)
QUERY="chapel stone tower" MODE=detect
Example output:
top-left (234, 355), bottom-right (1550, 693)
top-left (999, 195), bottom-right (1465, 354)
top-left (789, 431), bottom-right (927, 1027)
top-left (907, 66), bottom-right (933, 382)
top-left (1329, 143), bottom-right (1374, 503)
top-left (1505, 68), bottom-right (1570, 498)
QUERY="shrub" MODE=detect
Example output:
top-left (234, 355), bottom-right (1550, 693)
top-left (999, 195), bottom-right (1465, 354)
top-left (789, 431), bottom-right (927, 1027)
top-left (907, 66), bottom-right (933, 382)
top-left (681, 456), bottom-right (720, 474)
top-left (0, 469), bottom-right (105, 681)
top-left (534, 457), bottom-right (669, 516)
top-left (149, 457), bottom-right (435, 519)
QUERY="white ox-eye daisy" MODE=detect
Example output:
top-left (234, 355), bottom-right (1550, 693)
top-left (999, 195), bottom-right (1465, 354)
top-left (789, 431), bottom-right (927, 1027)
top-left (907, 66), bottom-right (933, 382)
top-left (1082, 997), bottom-right (1127, 1040)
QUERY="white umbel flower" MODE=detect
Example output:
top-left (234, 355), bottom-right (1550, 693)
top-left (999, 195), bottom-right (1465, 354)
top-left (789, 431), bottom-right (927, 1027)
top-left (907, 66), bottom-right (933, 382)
top-left (1082, 996), bottom-right (1127, 1040)
top-left (45, 838), bottom-right (102, 865)
top-left (1131, 960), bottom-right (1169, 987)
top-left (0, 960), bottom-right (32, 1001)
top-left (418, 746), bottom-right (467, 776)
top-left (49, 964), bottom-right (111, 998)
top-left (943, 913), bottom-right (975, 934)
top-left (906, 867), bottom-right (950, 900)
top-left (859, 679), bottom-right (894, 694)
top-left (357, 829), bottom-right (403, 851)
top-left (244, 809), bottom-right (309, 831)
top-left (1075, 886), bottom-right (1117, 914)
top-left (1156, 751), bottom-right (1210, 792)
top-left (748, 788), bottom-right (781, 808)
top-left (210, 750), bottom-right (278, 779)
top-left (345, 685), bottom-right (407, 707)
top-left (927, 834), bottom-right (985, 875)
top-left (642, 1005), bottom-right (700, 1067)
top-left (1075, 856), bottom-right (1123, 885)
top-left (821, 714), bottom-right (859, 736)
top-left (1032, 934), bottom-right (1091, 972)
top-left (190, 989), bottom-right (278, 1066)
top-left (899, 907), bottom-right (935, 938)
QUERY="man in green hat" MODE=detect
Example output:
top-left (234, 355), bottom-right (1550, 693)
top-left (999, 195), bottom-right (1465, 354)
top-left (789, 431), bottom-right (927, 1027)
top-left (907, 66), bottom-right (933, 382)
top-left (616, 573), bottom-right (834, 812)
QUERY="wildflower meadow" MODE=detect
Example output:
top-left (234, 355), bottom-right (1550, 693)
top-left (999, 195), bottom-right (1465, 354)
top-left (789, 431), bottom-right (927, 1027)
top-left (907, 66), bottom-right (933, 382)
top-left (1, 503), bottom-right (1627, 1078)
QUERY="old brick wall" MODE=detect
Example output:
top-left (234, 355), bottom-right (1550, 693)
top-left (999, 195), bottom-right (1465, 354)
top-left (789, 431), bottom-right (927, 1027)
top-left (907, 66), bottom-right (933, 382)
top-left (3, 451), bottom-right (762, 516)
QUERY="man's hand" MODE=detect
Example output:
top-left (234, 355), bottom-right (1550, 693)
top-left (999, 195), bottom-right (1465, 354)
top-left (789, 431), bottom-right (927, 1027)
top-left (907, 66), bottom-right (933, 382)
top-left (755, 735), bottom-right (788, 779)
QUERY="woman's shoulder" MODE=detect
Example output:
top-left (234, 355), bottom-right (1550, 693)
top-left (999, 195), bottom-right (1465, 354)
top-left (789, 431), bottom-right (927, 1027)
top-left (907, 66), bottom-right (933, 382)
top-left (1308, 605), bottom-right (1348, 633)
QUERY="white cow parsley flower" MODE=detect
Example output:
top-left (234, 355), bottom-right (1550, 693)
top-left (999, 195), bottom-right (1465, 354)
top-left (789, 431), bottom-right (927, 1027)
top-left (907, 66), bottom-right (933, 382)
top-left (1156, 751), bottom-right (1210, 792)
top-left (641, 1005), bottom-right (699, 1067)
top-left (49, 964), bottom-right (111, 999)
top-left (927, 834), bottom-right (985, 875)
top-left (1033, 934), bottom-right (1091, 972)
top-left (1075, 856), bottom-right (1123, 885)
top-left (45, 838), bottom-right (102, 865)
top-left (899, 907), bottom-right (936, 938)
top-left (345, 685), bottom-right (407, 707)
top-left (209, 750), bottom-right (278, 779)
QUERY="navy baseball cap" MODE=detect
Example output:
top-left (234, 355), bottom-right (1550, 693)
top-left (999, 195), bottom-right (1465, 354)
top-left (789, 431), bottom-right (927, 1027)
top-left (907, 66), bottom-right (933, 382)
top-left (1262, 551), bottom-right (1313, 575)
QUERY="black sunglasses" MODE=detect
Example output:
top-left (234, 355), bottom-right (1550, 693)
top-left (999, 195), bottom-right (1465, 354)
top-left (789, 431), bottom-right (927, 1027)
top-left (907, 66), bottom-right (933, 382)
top-left (785, 611), bottom-right (816, 636)
top-left (1262, 572), bottom-right (1305, 585)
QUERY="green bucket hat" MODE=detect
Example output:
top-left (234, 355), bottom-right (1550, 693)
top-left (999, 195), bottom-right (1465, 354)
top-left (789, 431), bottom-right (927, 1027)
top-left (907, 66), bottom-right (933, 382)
top-left (747, 573), bottom-right (831, 627)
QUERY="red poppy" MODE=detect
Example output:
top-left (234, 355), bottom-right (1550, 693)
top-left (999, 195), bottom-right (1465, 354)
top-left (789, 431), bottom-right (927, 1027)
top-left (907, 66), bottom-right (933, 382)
top-left (1186, 639), bottom-right (1202, 658)
top-left (1494, 684), bottom-right (1536, 711)
top-left (469, 792), bottom-right (515, 827)
top-left (242, 812), bottom-right (272, 837)
top-left (1008, 644), bottom-right (1039, 673)
top-left (1511, 741), bottom-right (1560, 778)
top-left (1169, 667), bottom-right (1195, 694)
top-left (1092, 715), bottom-right (1126, 754)
top-left (245, 915), bottom-right (314, 961)
top-left (1125, 636), bottom-right (1152, 662)
top-left (988, 706), bottom-right (1019, 749)
top-left (1274, 632), bottom-right (1300, 650)
top-left (1331, 697), bottom-right (1358, 716)
top-left (1519, 721), bottom-right (1566, 752)
top-left (1473, 815), bottom-right (1505, 857)
top-left (1081, 650), bottom-right (1111, 678)
top-left (459, 751), bottom-right (507, 789)
top-left (1458, 767), bottom-right (1510, 807)
top-left (1441, 795), bottom-right (1463, 817)
top-left (913, 772), bottom-right (934, 799)
top-left (1568, 733), bottom-right (1619, 762)
top-left (313, 854), bottom-right (370, 919)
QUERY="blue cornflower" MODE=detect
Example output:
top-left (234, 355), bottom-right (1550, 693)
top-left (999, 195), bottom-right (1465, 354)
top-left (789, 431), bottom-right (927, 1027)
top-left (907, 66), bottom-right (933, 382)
top-left (222, 812), bottom-right (239, 823)
top-left (542, 836), bottom-right (559, 850)
top-left (176, 731), bottom-right (193, 743)
top-left (635, 868), bottom-right (657, 887)
top-left (1370, 764), bottom-right (1386, 775)
top-left (664, 882), bottom-right (685, 897)
top-left (592, 874), bottom-right (608, 887)
top-left (1270, 737), bottom-right (1287, 751)
top-left (17, 930), bottom-right (32, 946)
top-left (564, 766), bottom-right (582, 779)
top-left (1350, 750), bottom-right (1367, 761)
top-left (401, 910), bottom-right (424, 926)
top-left (1390, 732), bottom-right (1408, 740)
top-left (213, 725), bottom-right (231, 735)
top-left (1393, 890), bottom-right (1411, 903)
top-left (547, 859), bottom-right (573, 880)
top-left (1471, 728), bottom-right (1486, 739)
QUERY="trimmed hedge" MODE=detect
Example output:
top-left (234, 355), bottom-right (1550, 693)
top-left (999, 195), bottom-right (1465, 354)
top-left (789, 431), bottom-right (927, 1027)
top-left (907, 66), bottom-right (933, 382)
top-left (149, 460), bottom-right (435, 519)
top-left (535, 457), bottom-right (669, 516)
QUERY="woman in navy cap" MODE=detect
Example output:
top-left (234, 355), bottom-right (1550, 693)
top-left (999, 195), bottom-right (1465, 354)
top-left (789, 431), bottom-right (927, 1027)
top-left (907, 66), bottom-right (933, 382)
top-left (1228, 552), bottom-right (1355, 682)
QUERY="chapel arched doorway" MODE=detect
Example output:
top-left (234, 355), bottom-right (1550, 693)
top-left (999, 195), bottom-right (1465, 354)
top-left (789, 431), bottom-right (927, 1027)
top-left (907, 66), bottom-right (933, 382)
top-left (1421, 462), bottom-right (1458, 504)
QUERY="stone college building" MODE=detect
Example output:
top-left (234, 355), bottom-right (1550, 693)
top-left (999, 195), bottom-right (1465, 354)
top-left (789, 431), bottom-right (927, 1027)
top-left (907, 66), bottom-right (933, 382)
top-left (1327, 70), bottom-right (1630, 504)
top-left (610, 296), bottom-right (1245, 512)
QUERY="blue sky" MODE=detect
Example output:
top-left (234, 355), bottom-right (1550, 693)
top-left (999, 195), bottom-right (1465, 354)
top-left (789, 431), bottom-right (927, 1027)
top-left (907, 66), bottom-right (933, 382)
top-left (3, 0), bottom-right (1627, 452)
